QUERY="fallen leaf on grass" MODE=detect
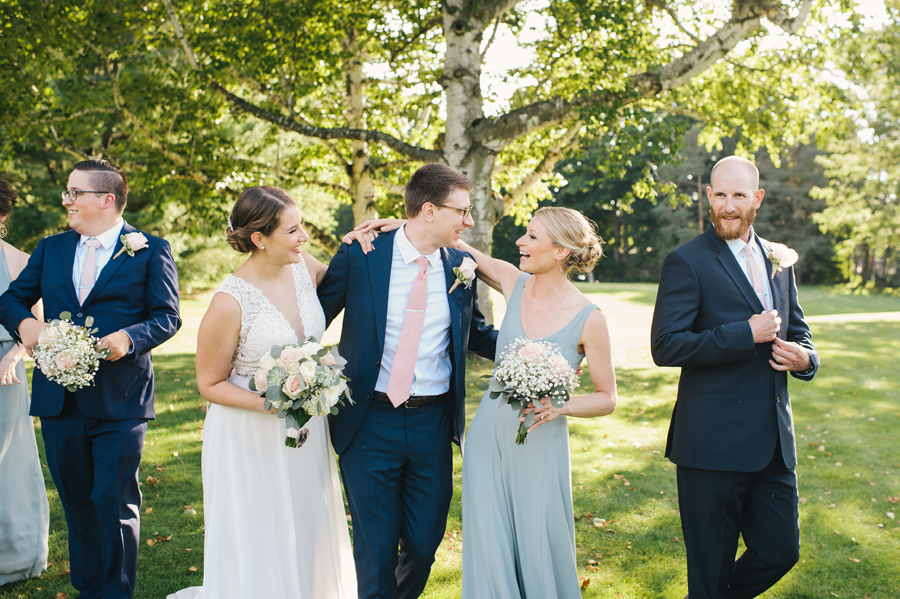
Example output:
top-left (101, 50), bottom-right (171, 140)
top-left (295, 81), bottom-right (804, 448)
top-left (55, 593), bottom-right (70, 599)
top-left (888, 512), bottom-right (895, 519)
top-left (849, 557), bottom-right (861, 563)
top-left (888, 496), bottom-right (899, 504)
top-left (144, 507), bottom-right (153, 514)
top-left (188, 565), bottom-right (199, 572)
top-left (580, 577), bottom-right (591, 588)
top-left (145, 476), bottom-right (159, 486)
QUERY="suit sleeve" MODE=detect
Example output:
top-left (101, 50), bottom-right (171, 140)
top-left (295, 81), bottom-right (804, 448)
top-left (650, 250), bottom-right (756, 368)
top-left (120, 239), bottom-right (182, 355)
top-left (317, 242), bottom-right (351, 328)
top-left (0, 237), bottom-right (47, 342)
top-left (466, 280), bottom-right (498, 360)
top-left (783, 266), bottom-right (819, 381)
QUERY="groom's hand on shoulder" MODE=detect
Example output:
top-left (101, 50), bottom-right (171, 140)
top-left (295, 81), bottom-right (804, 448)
top-left (98, 331), bottom-right (133, 361)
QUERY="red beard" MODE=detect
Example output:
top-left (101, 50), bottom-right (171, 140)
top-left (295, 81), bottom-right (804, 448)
top-left (711, 205), bottom-right (756, 241)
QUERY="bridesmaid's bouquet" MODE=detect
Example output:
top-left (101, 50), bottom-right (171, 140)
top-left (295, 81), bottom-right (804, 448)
top-left (33, 312), bottom-right (110, 392)
top-left (249, 339), bottom-right (353, 448)
top-left (485, 337), bottom-right (578, 445)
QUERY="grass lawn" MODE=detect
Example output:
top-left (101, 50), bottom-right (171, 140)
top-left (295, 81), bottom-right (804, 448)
top-left (2, 284), bottom-right (899, 598)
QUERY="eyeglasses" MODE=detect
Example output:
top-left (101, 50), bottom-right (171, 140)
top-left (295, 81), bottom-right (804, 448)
top-left (430, 202), bottom-right (473, 220)
top-left (62, 189), bottom-right (109, 202)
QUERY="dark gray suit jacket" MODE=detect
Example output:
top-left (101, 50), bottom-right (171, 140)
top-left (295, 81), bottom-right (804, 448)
top-left (651, 225), bottom-right (819, 471)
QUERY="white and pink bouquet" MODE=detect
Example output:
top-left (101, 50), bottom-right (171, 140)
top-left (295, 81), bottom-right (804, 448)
top-left (485, 337), bottom-right (579, 444)
top-left (33, 312), bottom-right (110, 392)
top-left (249, 339), bottom-right (353, 448)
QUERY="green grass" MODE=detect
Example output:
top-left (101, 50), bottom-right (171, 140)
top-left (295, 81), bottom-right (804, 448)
top-left (2, 286), bottom-right (899, 598)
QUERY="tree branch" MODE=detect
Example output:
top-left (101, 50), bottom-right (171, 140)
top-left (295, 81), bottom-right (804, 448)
top-left (11, 107), bottom-right (118, 127)
top-left (162, 0), bottom-right (439, 163)
top-left (481, 16), bottom-right (502, 59)
top-left (305, 222), bottom-right (339, 254)
top-left (471, 0), bottom-right (813, 146)
top-left (646, 0), bottom-right (700, 43)
top-left (501, 120), bottom-right (583, 213)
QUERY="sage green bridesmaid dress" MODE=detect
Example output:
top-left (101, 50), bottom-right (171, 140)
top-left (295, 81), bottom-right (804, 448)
top-left (462, 272), bottom-right (597, 598)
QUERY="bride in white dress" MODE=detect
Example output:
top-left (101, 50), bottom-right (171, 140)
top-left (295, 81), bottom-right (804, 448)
top-left (169, 187), bottom-right (357, 598)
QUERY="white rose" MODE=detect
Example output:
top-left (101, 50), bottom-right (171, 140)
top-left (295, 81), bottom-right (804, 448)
top-left (259, 352), bottom-right (278, 372)
top-left (297, 342), bottom-right (324, 360)
top-left (253, 369), bottom-right (268, 392)
top-left (299, 360), bottom-right (318, 385)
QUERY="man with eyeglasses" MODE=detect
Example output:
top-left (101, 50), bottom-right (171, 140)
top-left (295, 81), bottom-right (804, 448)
top-left (0, 159), bottom-right (181, 599)
top-left (317, 163), bottom-right (497, 599)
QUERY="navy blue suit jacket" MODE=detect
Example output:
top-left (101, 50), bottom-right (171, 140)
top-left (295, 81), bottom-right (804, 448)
top-left (317, 229), bottom-right (497, 455)
top-left (651, 225), bottom-right (819, 471)
top-left (0, 223), bottom-right (181, 420)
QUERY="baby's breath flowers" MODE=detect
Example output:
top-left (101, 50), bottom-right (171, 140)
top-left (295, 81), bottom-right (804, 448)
top-left (33, 312), bottom-right (110, 392)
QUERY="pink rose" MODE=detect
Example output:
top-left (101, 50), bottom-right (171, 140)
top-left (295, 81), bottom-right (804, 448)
top-left (457, 257), bottom-right (477, 280)
top-left (38, 326), bottom-right (58, 347)
top-left (320, 352), bottom-right (337, 367)
top-left (767, 243), bottom-right (799, 278)
top-left (279, 346), bottom-right (303, 371)
top-left (113, 232), bottom-right (150, 259)
top-left (550, 355), bottom-right (570, 378)
top-left (282, 373), bottom-right (306, 399)
top-left (55, 351), bottom-right (77, 371)
top-left (519, 343), bottom-right (543, 364)
top-left (253, 369), bottom-right (268, 392)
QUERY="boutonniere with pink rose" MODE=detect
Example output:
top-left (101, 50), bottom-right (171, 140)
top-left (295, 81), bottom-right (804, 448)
top-left (766, 243), bottom-right (799, 279)
top-left (113, 232), bottom-right (149, 259)
top-left (448, 256), bottom-right (477, 294)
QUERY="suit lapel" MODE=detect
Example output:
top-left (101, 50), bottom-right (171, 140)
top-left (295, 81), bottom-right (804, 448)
top-left (62, 231), bottom-right (80, 305)
top-left (367, 231), bottom-right (395, 352)
top-left (441, 248), bottom-right (464, 367)
top-left (707, 227), bottom-right (763, 312)
top-left (83, 223), bottom-right (131, 305)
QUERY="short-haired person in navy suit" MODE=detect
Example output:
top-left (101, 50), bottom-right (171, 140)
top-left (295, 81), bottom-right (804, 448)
top-left (651, 156), bottom-right (819, 599)
top-left (0, 160), bottom-right (181, 599)
top-left (317, 163), bottom-right (497, 599)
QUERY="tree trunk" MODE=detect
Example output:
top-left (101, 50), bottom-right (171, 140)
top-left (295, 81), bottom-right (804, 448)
top-left (343, 29), bottom-right (377, 224)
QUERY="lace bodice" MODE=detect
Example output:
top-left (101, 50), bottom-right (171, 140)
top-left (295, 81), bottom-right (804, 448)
top-left (215, 261), bottom-right (326, 378)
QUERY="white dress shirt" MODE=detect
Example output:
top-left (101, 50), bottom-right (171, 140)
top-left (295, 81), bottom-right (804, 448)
top-left (375, 225), bottom-right (452, 396)
top-left (725, 227), bottom-right (773, 311)
top-left (73, 220), bottom-right (124, 292)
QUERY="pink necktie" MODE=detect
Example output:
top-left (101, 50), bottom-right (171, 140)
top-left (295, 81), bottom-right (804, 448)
top-left (741, 244), bottom-right (768, 309)
top-left (79, 238), bottom-right (103, 304)
top-left (386, 256), bottom-right (429, 407)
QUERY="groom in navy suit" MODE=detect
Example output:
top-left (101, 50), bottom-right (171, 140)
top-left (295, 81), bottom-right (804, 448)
top-left (0, 160), bottom-right (181, 599)
top-left (651, 156), bottom-right (819, 598)
top-left (318, 163), bottom-right (497, 599)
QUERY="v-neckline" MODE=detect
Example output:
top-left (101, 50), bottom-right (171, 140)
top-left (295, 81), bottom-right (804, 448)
top-left (232, 266), bottom-right (306, 343)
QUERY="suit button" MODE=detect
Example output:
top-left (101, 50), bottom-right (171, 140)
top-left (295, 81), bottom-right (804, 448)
top-left (776, 396), bottom-right (781, 403)
top-left (375, 360), bottom-right (381, 366)
top-left (76, 313), bottom-right (83, 318)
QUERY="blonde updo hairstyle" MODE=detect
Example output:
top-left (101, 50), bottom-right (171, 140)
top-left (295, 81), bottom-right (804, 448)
top-left (226, 186), bottom-right (297, 253)
top-left (533, 206), bottom-right (604, 275)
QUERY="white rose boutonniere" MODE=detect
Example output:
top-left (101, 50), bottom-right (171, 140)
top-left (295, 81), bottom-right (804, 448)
top-left (766, 243), bottom-right (799, 279)
top-left (448, 256), bottom-right (477, 294)
top-left (113, 232), bottom-right (149, 259)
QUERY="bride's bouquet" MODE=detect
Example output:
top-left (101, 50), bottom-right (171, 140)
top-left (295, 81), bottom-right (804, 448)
top-left (249, 339), bottom-right (354, 448)
top-left (33, 312), bottom-right (110, 392)
top-left (485, 337), bottom-right (579, 445)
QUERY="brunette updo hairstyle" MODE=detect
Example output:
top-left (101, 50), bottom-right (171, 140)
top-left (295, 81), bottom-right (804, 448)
top-left (534, 207), bottom-right (604, 275)
top-left (226, 186), bottom-right (297, 253)
top-left (0, 179), bottom-right (18, 218)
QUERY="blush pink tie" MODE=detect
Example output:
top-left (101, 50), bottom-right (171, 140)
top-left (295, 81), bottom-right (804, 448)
top-left (79, 238), bottom-right (103, 304)
top-left (741, 244), bottom-right (768, 309)
top-left (387, 256), bottom-right (429, 407)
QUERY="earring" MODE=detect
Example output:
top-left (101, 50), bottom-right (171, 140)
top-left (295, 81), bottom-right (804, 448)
top-left (557, 260), bottom-right (564, 274)
top-left (0, 221), bottom-right (7, 239)
top-left (260, 246), bottom-right (265, 250)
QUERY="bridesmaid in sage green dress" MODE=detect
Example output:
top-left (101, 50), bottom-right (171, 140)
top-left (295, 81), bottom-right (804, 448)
top-left (0, 179), bottom-right (49, 585)
top-left (457, 207), bottom-right (617, 599)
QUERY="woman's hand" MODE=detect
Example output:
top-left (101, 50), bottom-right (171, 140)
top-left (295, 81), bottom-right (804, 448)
top-left (521, 397), bottom-right (565, 433)
top-left (342, 219), bottom-right (406, 253)
top-left (0, 353), bottom-right (21, 386)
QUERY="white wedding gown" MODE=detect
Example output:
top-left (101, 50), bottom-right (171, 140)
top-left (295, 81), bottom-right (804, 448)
top-left (169, 261), bottom-right (356, 599)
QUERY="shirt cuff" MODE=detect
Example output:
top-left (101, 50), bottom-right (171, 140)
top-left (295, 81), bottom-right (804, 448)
top-left (123, 331), bottom-right (136, 355)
